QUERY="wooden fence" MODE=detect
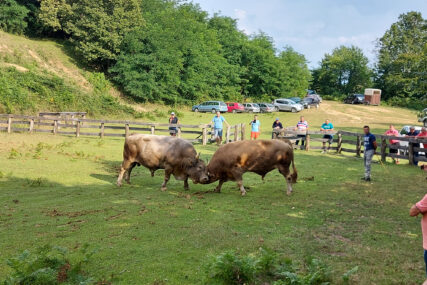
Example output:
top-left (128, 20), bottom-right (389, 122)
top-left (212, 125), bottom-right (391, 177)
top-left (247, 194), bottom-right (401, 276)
top-left (0, 114), bottom-right (245, 145)
top-left (278, 129), bottom-right (427, 165)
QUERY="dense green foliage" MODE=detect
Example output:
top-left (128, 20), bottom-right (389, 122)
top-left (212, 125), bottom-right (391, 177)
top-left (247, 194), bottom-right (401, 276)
top-left (375, 11), bottom-right (427, 109)
top-left (3, 244), bottom-right (100, 284)
top-left (0, 67), bottom-right (132, 116)
top-left (0, 0), bottom-right (29, 34)
top-left (311, 46), bottom-right (372, 97)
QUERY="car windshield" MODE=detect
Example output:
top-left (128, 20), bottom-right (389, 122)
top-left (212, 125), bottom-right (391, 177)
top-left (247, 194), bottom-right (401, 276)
top-left (220, 102), bottom-right (226, 106)
top-left (288, 100), bottom-right (296, 104)
top-left (253, 104), bottom-right (259, 107)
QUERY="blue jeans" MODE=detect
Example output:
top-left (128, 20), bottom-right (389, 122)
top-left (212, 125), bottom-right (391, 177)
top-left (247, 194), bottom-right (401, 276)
top-left (424, 250), bottom-right (427, 276)
top-left (213, 128), bottom-right (223, 138)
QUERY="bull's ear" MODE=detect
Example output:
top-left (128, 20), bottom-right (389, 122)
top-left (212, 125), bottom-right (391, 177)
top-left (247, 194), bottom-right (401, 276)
top-left (196, 152), bottom-right (201, 159)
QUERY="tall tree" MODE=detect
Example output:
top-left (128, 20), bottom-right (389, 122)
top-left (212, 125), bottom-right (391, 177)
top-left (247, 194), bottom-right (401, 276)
top-left (311, 45), bottom-right (372, 96)
top-left (375, 11), bottom-right (427, 106)
top-left (0, 0), bottom-right (29, 34)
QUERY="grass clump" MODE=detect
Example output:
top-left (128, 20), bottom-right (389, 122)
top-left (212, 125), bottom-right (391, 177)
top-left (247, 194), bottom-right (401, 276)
top-left (2, 244), bottom-right (100, 285)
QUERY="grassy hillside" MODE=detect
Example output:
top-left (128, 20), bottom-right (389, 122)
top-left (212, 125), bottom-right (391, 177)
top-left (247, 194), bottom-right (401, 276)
top-left (0, 31), bottom-right (134, 117)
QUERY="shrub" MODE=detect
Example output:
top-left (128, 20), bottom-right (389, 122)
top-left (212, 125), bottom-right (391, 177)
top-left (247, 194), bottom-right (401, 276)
top-left (0, 0), bottom-right (29, 35)
top-left (2, 244), bottom-right (100, 285)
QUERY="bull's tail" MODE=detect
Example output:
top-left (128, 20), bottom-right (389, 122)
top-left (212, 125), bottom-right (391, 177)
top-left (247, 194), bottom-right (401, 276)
top-left (291, 152), bottom-right (297, 183)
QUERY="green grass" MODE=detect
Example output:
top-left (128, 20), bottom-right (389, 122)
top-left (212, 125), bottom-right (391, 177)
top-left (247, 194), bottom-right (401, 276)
top-left (0, 125), bottom-right (426, 284)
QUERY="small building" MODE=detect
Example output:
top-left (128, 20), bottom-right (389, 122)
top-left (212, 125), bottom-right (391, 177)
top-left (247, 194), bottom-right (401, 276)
top-left (364, 89), bottom-right (381, 105)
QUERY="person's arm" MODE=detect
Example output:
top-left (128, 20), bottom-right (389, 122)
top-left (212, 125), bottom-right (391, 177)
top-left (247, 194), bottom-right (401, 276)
top-left (224, 119), bottom-right (230, 128)
top-left (410, 204), bottom-right (421, 216)
top-left (373, 140), bottom-right (378, 150)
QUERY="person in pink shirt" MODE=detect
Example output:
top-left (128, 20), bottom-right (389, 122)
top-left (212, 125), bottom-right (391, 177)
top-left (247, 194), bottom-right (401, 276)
top-left (384, 124), bottom-right (400, 164)
top-left (410, 195), bottom-right (427, 284)
top-left (417, 127), bottom-right (427, 161)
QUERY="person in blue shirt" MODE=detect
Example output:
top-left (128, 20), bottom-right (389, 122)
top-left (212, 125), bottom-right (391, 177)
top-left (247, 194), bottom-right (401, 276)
top-left (320, 119), bottom-right (334, 153)
top-left (211, 111), bottom-right (229, 145)
top-left (362, 125), bottom-right (377, 181)
top-left (250, 115), bottom-right (261, 140)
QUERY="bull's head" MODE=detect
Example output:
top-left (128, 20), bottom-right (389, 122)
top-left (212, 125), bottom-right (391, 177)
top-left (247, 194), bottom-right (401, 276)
top-left (183, 153), bottom-right (209, 184)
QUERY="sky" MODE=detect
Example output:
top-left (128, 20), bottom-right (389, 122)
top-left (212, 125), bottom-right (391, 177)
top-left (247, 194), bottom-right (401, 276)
top-left (194, 0), bottom-right (427, 68)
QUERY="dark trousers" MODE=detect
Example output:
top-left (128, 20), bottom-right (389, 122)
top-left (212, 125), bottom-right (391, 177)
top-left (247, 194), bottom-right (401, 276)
top-left (295, 135), bottom-right (306, 147)
top-left (424, 250), bottom-right (427, 276)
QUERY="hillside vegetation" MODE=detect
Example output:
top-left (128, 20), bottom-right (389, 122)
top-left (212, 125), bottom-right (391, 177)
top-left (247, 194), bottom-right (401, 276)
top-left (0, 31), bottom-right (134, 116)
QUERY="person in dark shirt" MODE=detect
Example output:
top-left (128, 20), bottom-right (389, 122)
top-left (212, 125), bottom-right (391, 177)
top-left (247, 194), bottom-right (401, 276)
top-left (407, 126), bottom-right (421, 165)
top-left (272, 118), bottom-right (283, 139)
top-left (362, 125), bottom-right (377, 181)
top-left (168, 112), bottom-right (179, 136)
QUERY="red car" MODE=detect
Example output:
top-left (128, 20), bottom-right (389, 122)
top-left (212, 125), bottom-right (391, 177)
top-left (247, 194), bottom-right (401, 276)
top-left (226, 102), bottom-right (245, 113)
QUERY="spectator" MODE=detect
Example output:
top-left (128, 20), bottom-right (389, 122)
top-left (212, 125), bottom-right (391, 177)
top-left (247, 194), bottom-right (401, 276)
top-left (320, 119), bottom-right (334, 153)
top-left (362, 125), bottom-right (377, 182)
top-left (417, 127), bottom-right (427, 160)
top-left (168, 112), bottom-right (179, 136)
top-left (211, 111), bottom-right (229, 146)
top-left (384, 124), bottom-right (400, 164)
top-left (250, 115), bottom-right (261, 140)
top-left (407, 126), bottom-right (420, 166)
top-left (410, 194), bottom-right (427, 285)
top-left (294, 116), bottom-right (308, 150)
top-left (272, 118), bottom-right (283, 139)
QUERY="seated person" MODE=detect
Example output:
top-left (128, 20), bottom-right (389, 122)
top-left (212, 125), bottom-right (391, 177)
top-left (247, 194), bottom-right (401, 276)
top-left (272, 118), bottom-right (283, 139)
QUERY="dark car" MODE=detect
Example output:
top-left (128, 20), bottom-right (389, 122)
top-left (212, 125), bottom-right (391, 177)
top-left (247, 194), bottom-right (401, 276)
top-left (306, 90), bottom-right (322, 103)
top-left (302, 97), bottom-right (320, 109)
top-left (288, 97), bottom-right (302, 104)
top-left (344, 94), bottom-right (365, 104)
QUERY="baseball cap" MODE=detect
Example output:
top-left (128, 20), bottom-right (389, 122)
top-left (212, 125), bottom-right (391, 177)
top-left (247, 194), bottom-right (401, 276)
top-left (171, 112), bottom-right (175, 115)
top-left (275, 118), bottom-right (279, 120)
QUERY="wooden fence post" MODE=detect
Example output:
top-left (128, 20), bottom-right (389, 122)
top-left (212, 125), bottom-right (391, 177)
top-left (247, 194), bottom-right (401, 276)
top-left (177, 127), bottom-right (181, 138)
top-left (337, 132), bottom-right (342, 153)
top-left (408, 141), bottom-right (414, 166)
top-left (100, 122), bottom-right (105, 138)
top-left (381, 138), bottom-right (387, 163)
top-left (125, 124), bottom-right (130, 137)
top-left (29, 119), bottom-right (34, 133)
top-left (240, 123), bottom-right (246, 140)
top-left (305, 131), bottom-right (310, 151)
top-left (76, 121), bottom-right (81, 137)
top-left (150, 125), bottom-right (155, 135)
top-left (225, 126), bottom-right (231, 144)
top-left (53, 120), bottom-right (58, 135)
top-left (7, 117), bottom-right (12, 134)
top-left (356, 135), bottom-right (361, 157)
top-left (202, 127), bottom-right (207, 145)
top-left (234, 125), bottom-right (239, 141)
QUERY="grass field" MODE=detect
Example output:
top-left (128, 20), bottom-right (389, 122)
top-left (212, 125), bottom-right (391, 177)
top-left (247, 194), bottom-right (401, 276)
top-left (0, 103), bottom-right (426, 284)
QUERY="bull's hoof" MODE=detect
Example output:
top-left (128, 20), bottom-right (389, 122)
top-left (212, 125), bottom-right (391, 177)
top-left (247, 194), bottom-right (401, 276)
top-left (241, 191), bottom-right (246, 196)
top-left (213, 188), bottom-right (221, 193)
top-left (161, 187), bottom-right (167, 192)
top-left (286, 191), bottom-right (292, 196)
top-left (117, 181), bottom-right (122, 187)
top-left (184, 187), bottom-right (190, 191)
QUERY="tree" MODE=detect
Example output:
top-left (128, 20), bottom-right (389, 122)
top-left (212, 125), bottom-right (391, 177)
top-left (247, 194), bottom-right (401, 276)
top-left (38, 0), bottom-right (144, 69)
top-left (311, 46), bottom-right (372, 96)
top-left (0, 0), bottom-right (29, 34)
top-left (375, 11), bottom-right (427, 107)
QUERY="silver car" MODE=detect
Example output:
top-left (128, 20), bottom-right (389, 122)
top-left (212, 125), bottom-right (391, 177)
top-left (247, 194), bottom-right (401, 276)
top-left (273, 99), bottom-right (303, 112)
top-left (243, 103), bottom-right (261, 113)
top-left (257, 103), bottom-right (276, 113)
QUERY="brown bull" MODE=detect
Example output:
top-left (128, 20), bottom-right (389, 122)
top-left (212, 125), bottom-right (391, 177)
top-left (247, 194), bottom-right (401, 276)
top-left (117, 134), bottom-right (209, 190)
top-left (203, 139), bottom-right (297, 196)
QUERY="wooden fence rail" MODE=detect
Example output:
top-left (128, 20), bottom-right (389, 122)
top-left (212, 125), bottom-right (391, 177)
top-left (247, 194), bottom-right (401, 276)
top-left (0, 114), bottom-right (245, 146)
top-left (278, 129), bottom-right (427, 166)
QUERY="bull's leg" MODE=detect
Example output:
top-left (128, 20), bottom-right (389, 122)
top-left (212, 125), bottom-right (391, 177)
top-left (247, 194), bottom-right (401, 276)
top-left (117, 160), bottom-right (133, 187)
top-left (161, 167), bottom-right (173, 191)
top-left (278, 165), bottom-right (293, 195)
top-left (150, 169), bottom-right (155, 177)
top-left (214, 179), bottom-right (225, 193)
top-left (237, 180), bottom-right (246, 196)
top-left (124, 162), bottom-right (137, 184)
top-left (184, 177), bottom-right (189, 191)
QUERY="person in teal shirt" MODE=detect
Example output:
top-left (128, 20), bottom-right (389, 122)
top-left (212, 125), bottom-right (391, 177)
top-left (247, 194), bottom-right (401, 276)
top-left (250, 115), bottom-right (261, 140)
top-left (211, 111), bottom-right (229, 145)
top-left (320, 119), bottom-right (334, 153)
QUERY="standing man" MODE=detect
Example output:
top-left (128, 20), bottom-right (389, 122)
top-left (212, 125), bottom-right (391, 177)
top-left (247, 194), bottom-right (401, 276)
top-left (384, 124), bottom-right (400, 164)
top-left (320, 119), bottom-right (334, 153)
top-left (250, 115), bottom-right (261, 140)
top-left (212, 111), bottom-right (229, 146)
top-left (294, 116), bottom-right (308, 150)
top-left (407, 126), bottom-right (421, 166)
top-left (168, 112), bottom-right (179, 136)
top-left (272, 118), bottom-right (283, 139)
top-left (409, 194), bottom-right (427, 285)
top-left (417, 127), bottom-right (427, 160)
top-left (362, 125), bottom-right (377, 182)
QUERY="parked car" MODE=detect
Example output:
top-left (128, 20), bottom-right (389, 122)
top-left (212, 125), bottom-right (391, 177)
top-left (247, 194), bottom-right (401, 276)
top-left (306, 90), bottom-right (322, 103)
top-left (302, 97), bottom-right (320, 109)
top-left (226, 102), bottom-right (245, 113)
top-left (399, 126), bottom-right (424, 155)
top-left (272, 99), bottom-right (303, 113)
top-left (419, 108), bottom-right (427, 127)
top-left (243, 103), bottom-right (261, 113)
top-left (257, 103), bottom-right (276, 113)
top-left (289, 97), bottom-right (302, 104)
top-left (344, 94), bottom-right (365, 104)
top-left (192, 101), bottom-right (228, 113)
